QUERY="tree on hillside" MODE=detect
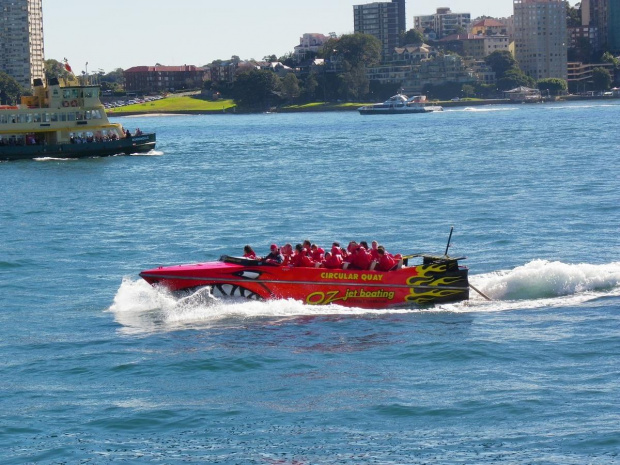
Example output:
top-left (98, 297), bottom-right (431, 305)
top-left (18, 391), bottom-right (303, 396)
top-left (99, 68), bottom-right (125, 92)
top-left (278, 52), bottom-right (297, 68)
top-left (601, 51), bottom-right (620, 68)
top-left (232, 69), bottom-right (281, 109)
top-left (321, 33), bottom-right (381, 68)
top-left (591, 67), bottom-right (612, 91)
top-left (485, 50), bottom-right (518, 79)
top-left (337, 63), bottom-right (370, 101)
top-left (538, 78), bottom-right (568, 96)
top-left (0, 70), bottom-right (28, 104)
top-left (301, 73), bottom-right (319, 101)
top-left (461, 84), bottom-right (475, 98)
top-left (568, 37), bottom-right (594, 63)
top-left (319, 33), bottom-right (381, 101)
top-left (497, 68), bottom-right (536, 91)
top-left (567, 3), bottom-right (581, 28)
top-left (44, 59), bottom-right (72, 80)
top-left (400, 29), bottom-right (424, 46)
top-left (281, 73), bottom-right (300, 100)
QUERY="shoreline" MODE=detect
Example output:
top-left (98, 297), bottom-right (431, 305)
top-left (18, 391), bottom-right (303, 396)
top-left (108, 94), bottom-right (619, 117)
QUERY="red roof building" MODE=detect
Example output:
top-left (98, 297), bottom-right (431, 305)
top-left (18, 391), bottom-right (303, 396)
top-left (124, 65), bottom-right (203, 92)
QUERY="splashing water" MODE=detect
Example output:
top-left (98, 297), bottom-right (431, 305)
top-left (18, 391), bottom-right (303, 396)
top-left (109, 261), bottom-right (620, 333)
top-left (472, 260), bottom-right (620, 301)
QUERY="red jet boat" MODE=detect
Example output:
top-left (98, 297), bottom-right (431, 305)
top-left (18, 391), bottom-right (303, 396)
top-left (139, 253), bottom-right (470, 309)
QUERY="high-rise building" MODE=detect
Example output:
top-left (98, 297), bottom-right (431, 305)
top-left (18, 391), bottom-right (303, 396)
top-left (582, 0), bottom-right (607, 50)
top-left (0, 0), bottom-right (45, 88)
top-left (513, 0), bottom-right (567, 80)
top-left (354, 0), bottom-right (406, 60)
top-left (393, 0), bottom-right (406, 34)
top-left (610, 1), bottom-right (620, 51)
top-left (414, 8), bottom-right (471, 40)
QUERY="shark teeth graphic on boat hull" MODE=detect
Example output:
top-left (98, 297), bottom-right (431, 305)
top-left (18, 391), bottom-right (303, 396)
top-left (212, 284), bottom-right (263, 300)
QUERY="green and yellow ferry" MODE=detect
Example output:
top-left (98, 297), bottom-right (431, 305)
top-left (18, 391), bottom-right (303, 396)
top-left (0, 77), bottom-right (155, 161)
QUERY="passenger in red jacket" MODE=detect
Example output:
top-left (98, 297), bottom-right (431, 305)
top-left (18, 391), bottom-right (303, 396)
top-left (292, 244), bottom-right (317, 267)
top-left (311, 244), bottom-right (325, 262)
top-left (351, 246), bottom-right (373, 270)
top-left (370, 241), bottom-right (380, 261)
top-left (343, 241), bottom-right (358, 266)
top-left (243, 245), bottom-right (258, 259)
top-left (375, 246), bottom-right (397, 271)
top-left (281, 243), bottom-right (293, 266)
top-left (323, 251), bottom-right (344, 269)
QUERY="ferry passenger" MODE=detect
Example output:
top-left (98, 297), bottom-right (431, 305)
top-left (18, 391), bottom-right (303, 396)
top-left (262, 244), bottom-right (283, 265)
top-left (243, 245), bottom-right (258, 259)
top-left (125, 129), bottom-right (131, 138)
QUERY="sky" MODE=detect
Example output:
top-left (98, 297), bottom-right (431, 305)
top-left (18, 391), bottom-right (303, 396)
top-left (44, 0), bottom-right (517, 73)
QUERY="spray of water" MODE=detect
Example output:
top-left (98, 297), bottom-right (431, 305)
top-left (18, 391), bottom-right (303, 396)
top-left (108, 261), bottom-right (620, 333)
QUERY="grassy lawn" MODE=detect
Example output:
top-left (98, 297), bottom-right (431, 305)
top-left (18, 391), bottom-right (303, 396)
top-left (107, 96), bottom-right (236, 113)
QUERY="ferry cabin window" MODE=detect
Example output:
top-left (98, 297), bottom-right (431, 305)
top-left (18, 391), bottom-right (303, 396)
top-left (18, 114), bottom-right (27, 123)
top-left (43, 113), bottom-right (50, 123)
top-left (10, 114), bottom-right (17, 123)
top-left (85, 90), bottom-right (93, 98)
top-left (0, 115), bottom-right (7, 124)
top-left (51, 113), bottom-right (58, 122)
top-left (33, 114), bottom-right (41, 123)
top-left (63, 90), bottom-right (71, 99)
top-left (92, 109), bottom-right (101, 119)
top-left (26, 113), bottom-right (33, 123)
top-left (85, 111), bottom-right (91, 120)
top-left (67, 113), bottom-right (76, 121)
top-left (72, 89), bottom-right (79, 99)
top-left (76, 111), bottom-right (85, 121)
top-left (59, 113), bottom-right (67, 122)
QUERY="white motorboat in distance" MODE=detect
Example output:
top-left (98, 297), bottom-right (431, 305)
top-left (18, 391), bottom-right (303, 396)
top-left (358, 94), bottom-right (443, 115)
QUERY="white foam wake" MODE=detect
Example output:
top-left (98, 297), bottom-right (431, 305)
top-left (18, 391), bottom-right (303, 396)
top-left (458, 107), bottom-right (519, 112)
top-left (108, 260), bottom-right (620, 333)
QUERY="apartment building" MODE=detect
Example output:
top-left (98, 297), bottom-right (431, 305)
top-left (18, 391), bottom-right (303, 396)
top-left (124, 65), bottom-right (203, 93)
top-left (513, 0), bottom-right (568, 81)
top-left (439, 34), bottom-right (510, 59)
top-left (0, 0), bottom-right (45, 88)
top-left (353, 0), bottom-right (406, 60)
top-left (470, 18), bottom-right (508, 37)
top-left (611, 1), bottom-right (620, 51)
top-left (414, 8), bottom-right (471, 40)
top-left (294, 33), bottom-right (330, 62)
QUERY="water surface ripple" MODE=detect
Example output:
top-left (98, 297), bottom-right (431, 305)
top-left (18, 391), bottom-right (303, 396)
top-left (1, 101), bottom-right (619, 463)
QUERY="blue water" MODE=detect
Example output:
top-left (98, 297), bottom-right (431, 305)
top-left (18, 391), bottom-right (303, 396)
top-left (1, 101), bottom-right (619, 464)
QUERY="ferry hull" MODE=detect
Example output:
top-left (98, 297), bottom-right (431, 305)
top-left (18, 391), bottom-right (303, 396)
top-left (0, 133), bottom-right (156, 161)
top-left (140, 256), bottom-right (469, 309)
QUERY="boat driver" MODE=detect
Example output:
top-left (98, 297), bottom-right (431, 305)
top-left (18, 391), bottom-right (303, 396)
top-left (262, 244), bottom-right (284, 265)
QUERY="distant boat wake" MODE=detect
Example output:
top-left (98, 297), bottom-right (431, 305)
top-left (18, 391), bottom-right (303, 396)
top-left (108, 260), bottom-right (620, 333)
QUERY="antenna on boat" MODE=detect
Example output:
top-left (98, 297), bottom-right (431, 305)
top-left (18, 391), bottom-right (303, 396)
top-left (444, 226), bottom-right (454, 257)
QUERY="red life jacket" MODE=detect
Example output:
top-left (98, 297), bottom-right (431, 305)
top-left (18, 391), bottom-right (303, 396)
top-left (352, 248), bottom-right (373, 270)
top-left (376, 254), bottom-right (397, 272)
top-left (324, 254), bottom-right (343, 269)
